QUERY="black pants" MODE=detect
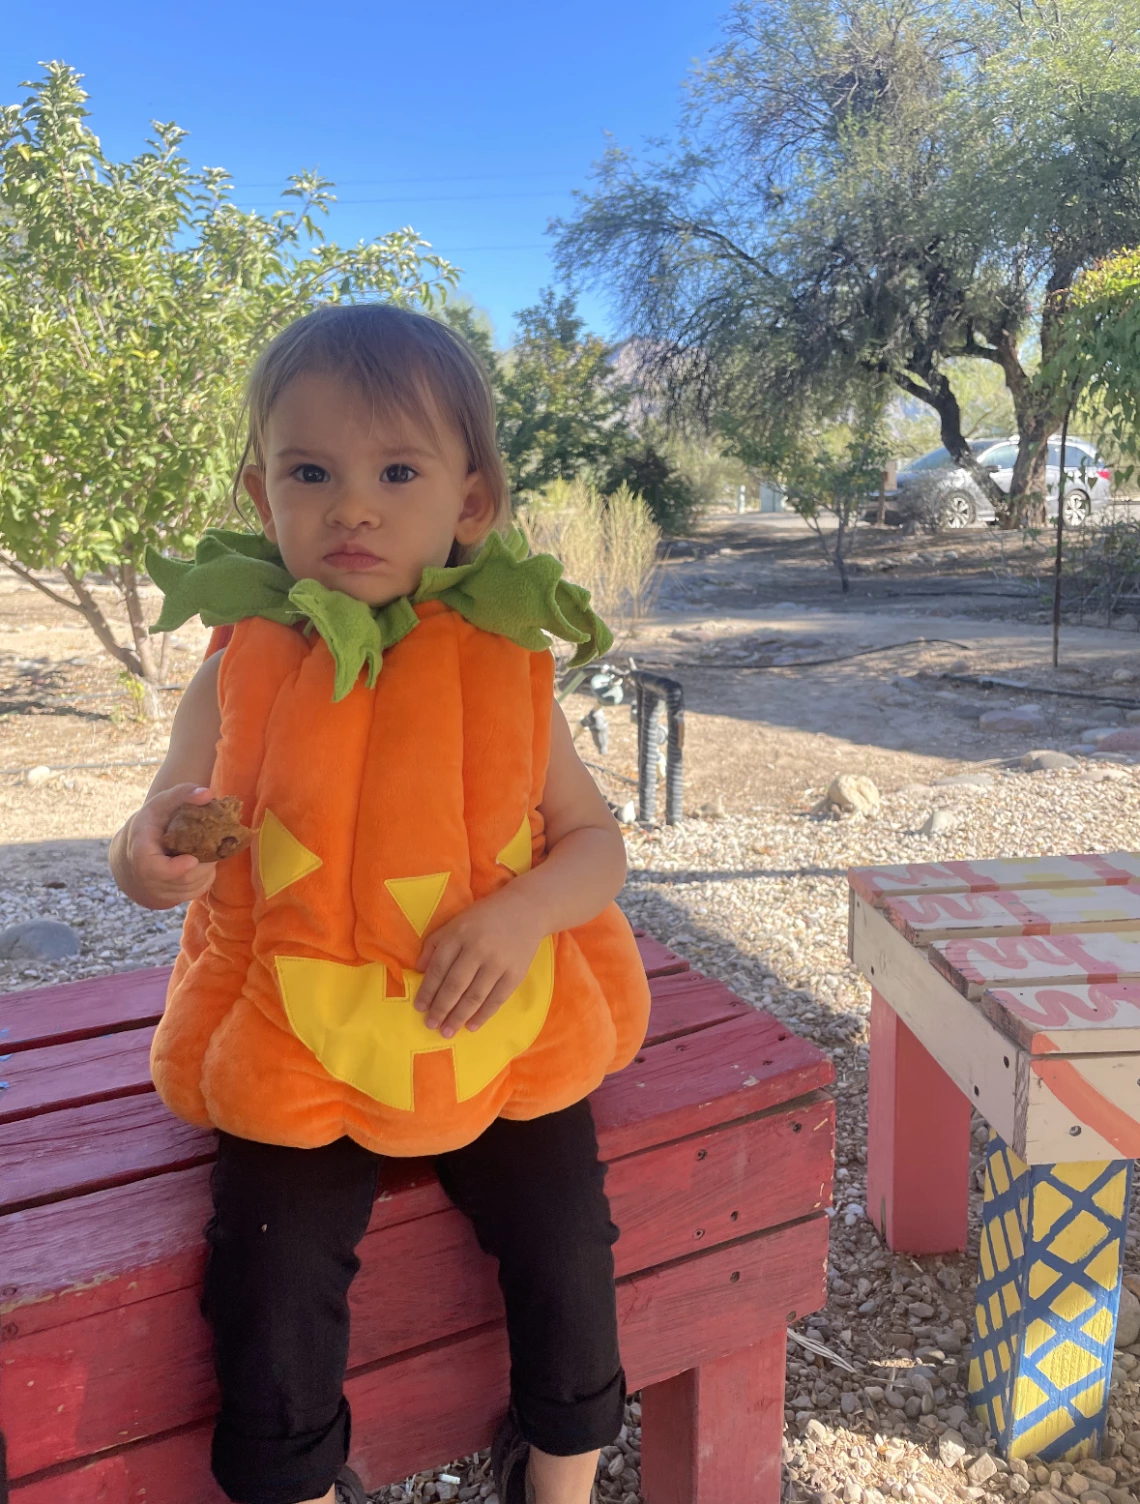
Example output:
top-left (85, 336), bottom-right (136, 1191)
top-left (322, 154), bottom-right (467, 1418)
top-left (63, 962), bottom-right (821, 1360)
top-left (199, 1100), bottom-right (626, 1504)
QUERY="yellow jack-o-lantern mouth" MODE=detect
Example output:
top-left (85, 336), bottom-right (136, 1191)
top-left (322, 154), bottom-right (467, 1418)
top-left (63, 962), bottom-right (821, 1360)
top-left (257, 810), bottom-right (550, 1109)
top-left (275, 939), bottom-right (555, 1110)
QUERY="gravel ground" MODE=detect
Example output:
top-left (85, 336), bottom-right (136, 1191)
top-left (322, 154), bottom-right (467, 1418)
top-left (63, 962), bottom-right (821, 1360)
top-left (7, 765), bottom-right (1140, 1502)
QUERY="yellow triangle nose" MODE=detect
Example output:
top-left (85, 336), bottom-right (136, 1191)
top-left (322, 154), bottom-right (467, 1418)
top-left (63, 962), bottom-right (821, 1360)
top-left (385, 872), bottom-right (450, 936)
top-left (257, 811), bottom-right (323, 899)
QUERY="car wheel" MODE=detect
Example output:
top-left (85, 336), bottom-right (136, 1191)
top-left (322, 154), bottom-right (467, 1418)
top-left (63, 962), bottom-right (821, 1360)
top-left (1062, 490), bottom-right (1090, 526)
top-left (939, 492), bottom-right (975, 529)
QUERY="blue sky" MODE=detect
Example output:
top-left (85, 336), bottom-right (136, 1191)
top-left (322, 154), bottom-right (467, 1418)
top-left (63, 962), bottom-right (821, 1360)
top-left (4, 1), bottom-right (730, 346)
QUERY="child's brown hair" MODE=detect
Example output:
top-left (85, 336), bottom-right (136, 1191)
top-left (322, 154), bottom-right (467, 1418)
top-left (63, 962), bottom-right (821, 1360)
top-left (233, 303), bottom-right (511, 562)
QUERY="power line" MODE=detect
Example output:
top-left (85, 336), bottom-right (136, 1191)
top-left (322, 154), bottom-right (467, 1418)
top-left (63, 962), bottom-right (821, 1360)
top-left (444, 244), bottom-right (551, 252)
top-left (231, 170), bottom-right (583, 189)
top-left (235, 190), bottom-right (574, 207)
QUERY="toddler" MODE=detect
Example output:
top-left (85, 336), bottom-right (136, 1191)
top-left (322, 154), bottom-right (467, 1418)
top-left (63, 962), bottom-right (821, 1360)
top-left (109, 304), bottom-right (650, 1504)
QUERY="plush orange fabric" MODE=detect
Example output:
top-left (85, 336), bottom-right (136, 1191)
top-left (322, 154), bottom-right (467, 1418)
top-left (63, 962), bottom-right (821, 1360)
top-left (151, 603), bottom-right (650, 1156)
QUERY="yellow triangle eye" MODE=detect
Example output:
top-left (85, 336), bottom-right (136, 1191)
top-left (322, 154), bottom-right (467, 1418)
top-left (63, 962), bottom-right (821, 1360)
top-left (257, 811), bottom-right (323, 898)
top-left (385, 872), bottom-right (450, 936)
top-left (497, 815), bottom-right (532, 876)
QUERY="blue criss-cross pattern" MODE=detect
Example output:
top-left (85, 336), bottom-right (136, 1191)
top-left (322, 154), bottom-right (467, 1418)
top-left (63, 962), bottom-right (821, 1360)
top-left (968, 1133), bottom-right (1132, 1461)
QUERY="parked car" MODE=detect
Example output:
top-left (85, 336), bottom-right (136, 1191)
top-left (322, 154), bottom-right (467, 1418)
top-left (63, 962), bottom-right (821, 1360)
top-left (887, 436), bottom-right (1113, 529)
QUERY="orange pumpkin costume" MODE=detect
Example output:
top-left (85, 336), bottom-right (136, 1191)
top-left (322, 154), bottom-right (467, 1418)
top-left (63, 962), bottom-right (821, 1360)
top-left (146, 530), bottom-right (651, 1157)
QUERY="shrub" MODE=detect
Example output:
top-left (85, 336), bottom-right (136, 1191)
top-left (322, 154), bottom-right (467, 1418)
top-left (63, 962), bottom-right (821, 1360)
top-left (1060, 512), bottom-right (1140, 625)
top-left (602, 444), bottom-right (701, 535)
top-left (519, 479), bottom-right (661, 635)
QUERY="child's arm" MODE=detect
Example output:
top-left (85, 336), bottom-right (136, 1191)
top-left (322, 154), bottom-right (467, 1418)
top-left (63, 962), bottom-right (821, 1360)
top-left (108, 652), bottom-right (224, 911)
top-left (414, 698), bottom-right (627, 1038)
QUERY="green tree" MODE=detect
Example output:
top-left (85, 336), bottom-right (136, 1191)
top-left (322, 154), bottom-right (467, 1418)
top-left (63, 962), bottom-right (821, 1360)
top-left (496, 289), bottom-right (630, 500)
top-left (1046, 249), bottom-right (1140, 481)
top-left (0, 64), bottom-right (456, 708)
top-left (753, 384), bottom-right (890, 591)
top-left (554, 0), bottom-right (1140, 527)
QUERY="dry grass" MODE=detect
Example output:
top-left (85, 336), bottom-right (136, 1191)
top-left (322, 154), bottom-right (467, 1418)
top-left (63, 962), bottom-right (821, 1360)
top-left (519, 479), bottom-right (661, 635)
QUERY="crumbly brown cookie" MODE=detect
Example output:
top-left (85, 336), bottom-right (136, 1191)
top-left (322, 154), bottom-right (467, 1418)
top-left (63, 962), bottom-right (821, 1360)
top-left (162, 796), bottom-right (251, 863)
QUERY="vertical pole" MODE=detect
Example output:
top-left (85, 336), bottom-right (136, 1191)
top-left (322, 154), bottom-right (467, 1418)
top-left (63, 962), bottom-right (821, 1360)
top-left (736, 483), bottom-right (746, 514)
top-left (637, 684), bottom-right (661, 825)
top-left (969, 1133), bottom-right (1132, 1462)
top-left (866, 989), bottom-right (972, 1253)
top-left (1053, 406), bottom-right (1071, 669)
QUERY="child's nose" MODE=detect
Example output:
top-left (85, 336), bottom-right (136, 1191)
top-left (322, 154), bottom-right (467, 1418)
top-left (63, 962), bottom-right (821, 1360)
top-left (327, 485), bottom-right (380, 528)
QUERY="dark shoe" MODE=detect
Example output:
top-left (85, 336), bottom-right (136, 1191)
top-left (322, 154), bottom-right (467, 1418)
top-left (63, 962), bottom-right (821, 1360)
top-left (335, 1464), bottom-right (368, 1504)
top-left (491, 1410), bottom-right (533, 1504)
top-left (490, 1411), bottom-right (600, 1504)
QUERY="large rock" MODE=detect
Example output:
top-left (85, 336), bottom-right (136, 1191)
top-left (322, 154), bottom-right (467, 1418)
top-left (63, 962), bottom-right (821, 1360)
top-left (922, 808), bottom-right (960, 837)
top-left (1021, 749), bottom-right (1080, 771)
top-left (935, 773), bottom-right (994, 788)
top-left (826, 774), bottom-right (881, 816)
top-left (980, 704), bottom-right (1046, 732)
top-left (1116, 1284), bottom-right (1140, 1348)
top-left (1093, 728), bottom-right (1140, 753)
top-left (0, 918), bottom-right (80, 960)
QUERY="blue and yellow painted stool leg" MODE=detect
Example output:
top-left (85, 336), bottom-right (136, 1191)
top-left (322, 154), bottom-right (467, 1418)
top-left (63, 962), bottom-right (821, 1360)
top-left (967, 1134), bottom-right (1133, 1462)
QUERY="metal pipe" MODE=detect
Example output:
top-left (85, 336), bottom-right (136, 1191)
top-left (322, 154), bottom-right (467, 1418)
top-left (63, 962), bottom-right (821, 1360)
top-left (629, 670), bottom-right (685, 825)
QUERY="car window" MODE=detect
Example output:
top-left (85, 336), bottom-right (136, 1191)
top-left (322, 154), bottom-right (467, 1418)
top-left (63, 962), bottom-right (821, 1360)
top-left (1048, 443), bottom-right (1096, 470)
top-left (907, 448), bottom-right (954, 471)
top-left (978, 444), bottom-right (1019, 469)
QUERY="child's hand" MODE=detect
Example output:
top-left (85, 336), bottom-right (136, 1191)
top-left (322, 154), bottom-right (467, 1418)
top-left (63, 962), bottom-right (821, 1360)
top-left (414, 889), bottom-right (545, 1039)
top-left (113, 784), bottom-right (220, 911)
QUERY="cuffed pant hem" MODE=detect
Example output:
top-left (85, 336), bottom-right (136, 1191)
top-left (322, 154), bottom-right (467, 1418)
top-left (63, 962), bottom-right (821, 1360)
top-left (210, 1395), bottom-right (350, 1504)
top-left (513, 1366), bottom-right (627, 1456)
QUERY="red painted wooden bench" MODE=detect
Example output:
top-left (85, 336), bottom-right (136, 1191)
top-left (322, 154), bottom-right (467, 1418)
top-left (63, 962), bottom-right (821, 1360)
top-left (0, 934), bottom-right (834, 1504)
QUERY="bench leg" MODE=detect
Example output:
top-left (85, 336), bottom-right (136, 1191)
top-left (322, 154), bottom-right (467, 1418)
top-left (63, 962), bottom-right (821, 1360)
top-left (968, 1132), bottom-right (1133, 1462)
top-left (866, 986), bottom-right (971, 1253)
top-left (639, 1332), bottom-right (785, 1504)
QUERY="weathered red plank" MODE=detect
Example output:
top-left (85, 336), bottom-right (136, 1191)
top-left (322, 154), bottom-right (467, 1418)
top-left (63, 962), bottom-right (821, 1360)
top-left (0, 1006), bottom-right (825, 1219)
top-left (1, 1158), bottom-right (447, 1333)
top-left (636, 935), bottom-right (690, 977)
top-left (0, 1027), bottom-right (155, 1124)
top-left (0, 967), bottom-right (746, 1126)
top-left (9, 1214), bottom-right (827, 1500)
top-left (640, 1332), bottom-right (787, 1504)
top-left (596, 1015), bottom-right (833, 1160)
top-left (0, 1095), bottom-right (214, 1215)
top-left (643, 971), bottom-right (749, 1045)
top-left (1, 1103), bottom-right (833, 1473)
top-left (0, 968), bottom-right (169, 1053)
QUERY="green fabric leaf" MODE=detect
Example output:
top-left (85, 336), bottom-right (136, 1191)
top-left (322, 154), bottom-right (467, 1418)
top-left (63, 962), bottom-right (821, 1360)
top-left (145, 525), bottom-right (612, 700)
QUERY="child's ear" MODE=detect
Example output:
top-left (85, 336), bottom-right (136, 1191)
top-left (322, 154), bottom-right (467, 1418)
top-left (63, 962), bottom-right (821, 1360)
top-left (454, 471), bottom-right (498, 545)
top-left (243, 465), bottom-right (277, 542)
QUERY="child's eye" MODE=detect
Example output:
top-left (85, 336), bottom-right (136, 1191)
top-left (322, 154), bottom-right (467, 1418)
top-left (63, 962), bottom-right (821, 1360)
top-left (292, 463), bottom-right (328, 484)
top-left (382, 463), bottom-right (417, 484)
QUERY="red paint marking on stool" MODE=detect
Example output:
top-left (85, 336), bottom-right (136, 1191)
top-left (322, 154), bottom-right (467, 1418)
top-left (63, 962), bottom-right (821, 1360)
top-left (1030, 1039), bottom-right (1140, 1156)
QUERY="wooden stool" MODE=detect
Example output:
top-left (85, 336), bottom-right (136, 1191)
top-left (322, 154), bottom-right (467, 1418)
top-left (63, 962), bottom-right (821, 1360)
top-left (848, 852), bottom-right (1140, 1464)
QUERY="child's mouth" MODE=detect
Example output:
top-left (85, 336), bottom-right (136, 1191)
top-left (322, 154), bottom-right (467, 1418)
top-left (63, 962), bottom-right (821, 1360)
top-left (325, 550), bottom-right (383, 571)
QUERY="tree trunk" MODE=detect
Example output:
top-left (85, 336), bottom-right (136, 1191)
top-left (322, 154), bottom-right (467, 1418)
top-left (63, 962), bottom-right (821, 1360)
top-left (1003, 429), bottom-right (1051, 529)
top-left (115, 560), bottom-right (165, 717)
top-left (0, 557), bottom-right (166, 719)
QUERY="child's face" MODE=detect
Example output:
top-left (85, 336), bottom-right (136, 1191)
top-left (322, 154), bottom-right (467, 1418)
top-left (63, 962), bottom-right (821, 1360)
top-left (242, 371), bottom-right (496, 606)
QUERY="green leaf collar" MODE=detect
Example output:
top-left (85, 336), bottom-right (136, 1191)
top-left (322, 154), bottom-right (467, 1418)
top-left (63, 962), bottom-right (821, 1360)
top-left (145, 526), bottom-right (612, 701)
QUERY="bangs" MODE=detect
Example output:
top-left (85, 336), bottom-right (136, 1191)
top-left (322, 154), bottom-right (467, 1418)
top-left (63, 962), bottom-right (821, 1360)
top-left (234, 303), bottom-right (511, 553)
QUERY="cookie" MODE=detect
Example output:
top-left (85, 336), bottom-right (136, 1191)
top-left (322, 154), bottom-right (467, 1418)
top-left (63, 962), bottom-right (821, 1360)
top-left (162, 796), bottom-right (251, 863)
